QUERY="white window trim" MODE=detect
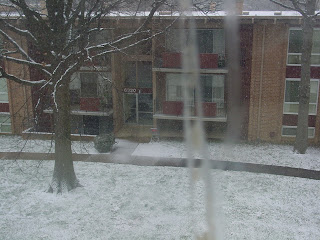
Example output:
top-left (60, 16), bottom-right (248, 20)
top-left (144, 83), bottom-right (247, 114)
top-left (282, 125), bottom-right (315, 138)
top-left (283, 78), bottom-right (319, 115)
top-left (287, 27), bottom-right (320, 67)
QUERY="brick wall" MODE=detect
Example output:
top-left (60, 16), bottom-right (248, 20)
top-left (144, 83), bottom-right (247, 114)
top-left (5, 32), bottom-right (33, 134)
top-left (248, 23), bottom-right (288, 142)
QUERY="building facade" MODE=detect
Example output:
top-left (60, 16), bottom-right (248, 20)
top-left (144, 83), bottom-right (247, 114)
top-left (2, 7), bottom-right (320, 144)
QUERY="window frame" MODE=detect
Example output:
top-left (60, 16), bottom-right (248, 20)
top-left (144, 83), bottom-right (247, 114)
top-left (283, 78), bottom-right (319, 115)
top-left (287, 27), bottom-right (320, 66)
top-left (281, 125), bottom-right (315, 138)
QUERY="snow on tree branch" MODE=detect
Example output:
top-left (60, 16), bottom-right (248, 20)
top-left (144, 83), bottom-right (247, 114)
top-left (2, 20), bottom-right (38, 44)
top-left (0, 66), bottom-right (48, 86)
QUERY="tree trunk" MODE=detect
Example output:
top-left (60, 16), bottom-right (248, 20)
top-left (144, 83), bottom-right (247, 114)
top-left (47, 81), bottom-right (81, 193)
top-left (294, 1), bottom-right (316, 154)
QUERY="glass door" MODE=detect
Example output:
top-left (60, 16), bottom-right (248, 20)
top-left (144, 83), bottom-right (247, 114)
top-left (124, 93), bottom-right (153, 125)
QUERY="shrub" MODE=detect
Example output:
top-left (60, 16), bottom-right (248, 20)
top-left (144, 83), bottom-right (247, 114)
top-left (94, 133), bottom-right (115, 153)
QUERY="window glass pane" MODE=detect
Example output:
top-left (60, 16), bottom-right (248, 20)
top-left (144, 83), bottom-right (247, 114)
top-left (282, 126), bottom-right (297, 136)
top-left (0, 78), bottom-right (8, 102)
top-left (0, 93), bottom-right (8, 102)
top-left (288, 30), bottom-right (303, 53)
top-left (308, 128), bottom-right (315, 137)
top-left (0, 115), bottom-right (10, 123)
top-left (197, 30), bottom-right (213, 53)
top-left (310, 81), bottom-right (319, 103)
top-left (138, 94), bottom-right (153, 112)
top-left (99, 116), bottom-right (113, 134)
top-left (283, 103), bottom-right (299, 113)
top-left (287, 54), bottom-right (301, 64)
top-left (97, 72), bottom-right (112, 107)
top-left (81, 73), bottom-right (98, 97)
top-left (138, 94), bottom-right (153, 125)
top-left (212, 75), bottom-right (225, 108)
top-left (0, 78), bottom-right (7, 93)
top-left (166, 74), bottom-right (193, 104)
top-left (212, 29), bottom-right (225, 56)
top-left (283, 103), bottom-right (317, 114)
top-left (288, 29), bottom-right (320, 65)
top-left (71, 115), bottom-right (83, 134)
top-left (309, 104), bottom-right (317, 114)
top-left (201, 75), bottom-right (213, 102)
top-left (312, 30), bottom-right (320, 53)
top-left (311, 55), bottom-right (320, 65)
top-left (1, 124), bottom-right (11, 133)
top-left (166, 74), bottom-right (182, 101)
top-left (125, 62), bottom-right (136, 87)
top-left (138, 62), bottom-right (152, 88)
top-left (285, 80), bottom-right (299, 102)
top-left (70, 73), bottom-right (81, 90)
top-left (166, 29), bottom-right (181, 52)
top-left (282, 126), bottom-right (315, 138)
top-left (89, 30), bottom-right (111, 46)
top-left (124, 94), bottom-right (136, 123)
top-left (0, 115), bottom-right (11, 133)
top-left (83, 115), bottom-right (99, 135)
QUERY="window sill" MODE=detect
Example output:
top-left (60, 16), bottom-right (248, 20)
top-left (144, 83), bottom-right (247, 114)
top-left (152, 68), bottom-right (228, 74)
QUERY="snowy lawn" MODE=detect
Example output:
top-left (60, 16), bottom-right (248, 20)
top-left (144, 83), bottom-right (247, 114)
top-left (0, 135), bottom-right (99, 154)
top-left (1, 135), bottom-right (320, 170)
top-left (133, 140), bottom-right (320, 171)
top-left (0, 160), bottom-right (320, 240)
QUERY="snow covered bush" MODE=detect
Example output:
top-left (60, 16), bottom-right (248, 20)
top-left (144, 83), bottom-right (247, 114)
top-left (94, 134), bottom-right (115, 153)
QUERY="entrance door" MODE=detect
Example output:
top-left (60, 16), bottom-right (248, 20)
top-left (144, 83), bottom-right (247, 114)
top-left (124, 93), bottom-right (153, 125)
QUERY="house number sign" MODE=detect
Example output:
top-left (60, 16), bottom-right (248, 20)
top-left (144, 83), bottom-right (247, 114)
top-left (123, 88), bottom-right (140, 93)
top-left (123, 88), bottom-right (152, 94)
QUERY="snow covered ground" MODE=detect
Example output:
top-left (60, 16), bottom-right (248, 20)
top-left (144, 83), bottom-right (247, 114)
top-left (133, 140), bottom-right (320, 171)
top-left (0, 159), bottom-right (319, 239)
top-left (0, 135), bottom-right (99, 154)
top-left (0, 135), bottom-right (320, 239)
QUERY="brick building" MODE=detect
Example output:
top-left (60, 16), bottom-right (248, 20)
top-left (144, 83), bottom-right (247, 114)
top-left (1, 1), bottom-right (320, 144)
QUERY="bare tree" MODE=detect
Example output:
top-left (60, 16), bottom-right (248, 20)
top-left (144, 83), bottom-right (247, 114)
top-left (270, 0), bottom-right (318, 153)
top-left (0, 0), bottom-right (167, 193)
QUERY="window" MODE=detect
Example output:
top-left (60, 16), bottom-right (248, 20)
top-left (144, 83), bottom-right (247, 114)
top-left (166, 73), bottom-right (225, 115)
top-left (123, 93), bottom-right (153, 125)
top-left (71, 115), bottom-right (112, 135)
top-left (0, 114), bottom-right (11, 133)
top-left (166, 29), bottom-right (225, 56)
top-left (166, 74), bottom-right (194, 105)
top-left (287, 28), bottom-right (320, 65)
top-left (282, 126), bottom-right (315, 138)
top-left (0, 78), bottom-right (8, 102)
top-left (125, 61), bottom-right (152, 88)
top-left (81, 73), bottom-right (98, 97)
top-left (283, 78), bottom-right (319, 115)
top-left (88, 29), bottom-right (112, 65)
top-left (201, 75), bottom-right (224, 107)
top-left (70, 72), bottom-right (112, 99)
top-left (89, 30), bottom-right (112, 46)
